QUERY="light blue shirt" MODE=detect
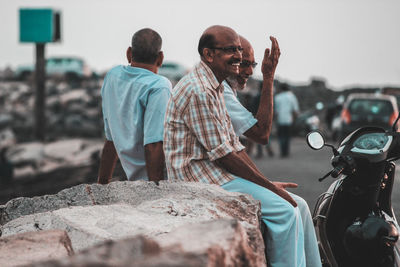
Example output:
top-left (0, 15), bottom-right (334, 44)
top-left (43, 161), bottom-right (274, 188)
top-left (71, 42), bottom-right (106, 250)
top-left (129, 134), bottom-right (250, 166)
top-left (222, 81), bottom-right (257, 136)
top-left (274, 91), bottom-right (299, 125)
top-left (101, 65), bottom-right (172, 180)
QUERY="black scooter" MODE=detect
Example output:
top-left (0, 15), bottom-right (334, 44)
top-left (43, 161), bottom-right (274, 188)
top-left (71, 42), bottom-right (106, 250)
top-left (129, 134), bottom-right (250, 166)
top-left (306, 115), bottom-right (400, 267)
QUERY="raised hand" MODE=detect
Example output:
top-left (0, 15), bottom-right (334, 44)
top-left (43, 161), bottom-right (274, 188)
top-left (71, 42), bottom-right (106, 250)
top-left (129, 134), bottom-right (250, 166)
top-left (261, 36), bottom-right (281, 78)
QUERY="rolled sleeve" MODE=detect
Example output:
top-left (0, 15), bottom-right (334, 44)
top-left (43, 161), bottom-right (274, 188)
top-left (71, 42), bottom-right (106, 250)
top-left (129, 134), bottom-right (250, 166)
top-left (207, 140), bottom-right (236, 161)
top-left (232, 135), bottom-right (246, 152)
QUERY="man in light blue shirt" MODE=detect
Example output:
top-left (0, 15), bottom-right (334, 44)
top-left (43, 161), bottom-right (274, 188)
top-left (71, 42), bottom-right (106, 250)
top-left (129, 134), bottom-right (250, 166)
top-left (223, 35), bottom-right (321, 267)
top-left (97, 28), bottom-right (172, 183)
top-left (274, 83), bottom-right (299, 157)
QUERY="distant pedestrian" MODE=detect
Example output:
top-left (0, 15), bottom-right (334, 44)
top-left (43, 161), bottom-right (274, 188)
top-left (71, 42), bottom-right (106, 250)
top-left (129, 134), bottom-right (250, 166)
top-left (274, 83), bottom-right (299, 157)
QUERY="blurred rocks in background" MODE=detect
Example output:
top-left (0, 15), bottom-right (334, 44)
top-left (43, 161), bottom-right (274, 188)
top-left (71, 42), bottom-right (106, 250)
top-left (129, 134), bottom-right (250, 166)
top-left (0, 79), bottom-right (103, 143)
top-left (0, 138), bottom-right (106, 204)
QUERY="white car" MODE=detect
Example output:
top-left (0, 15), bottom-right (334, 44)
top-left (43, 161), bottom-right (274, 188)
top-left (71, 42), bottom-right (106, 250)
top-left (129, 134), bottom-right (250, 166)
top-left (15, 56), bottom-right (92, 81)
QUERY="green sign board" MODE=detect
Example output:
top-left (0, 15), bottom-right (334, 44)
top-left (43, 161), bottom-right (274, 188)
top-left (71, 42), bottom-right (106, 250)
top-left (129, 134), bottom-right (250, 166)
top-left (19, 9), bottom-right (61, 43)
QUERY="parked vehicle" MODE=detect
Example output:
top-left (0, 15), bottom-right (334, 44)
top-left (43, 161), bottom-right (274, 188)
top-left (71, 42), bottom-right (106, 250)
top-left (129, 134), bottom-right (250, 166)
top-left (15, 56), bottom-right (92, 81)
top-left (382, 87), bottom-right (400, 109)
top-left (158, 61), bottom-right (188, 86)
top-left (293, 110), bottom-right (320, 136)
top-left (306, 117), bottom-right (400, 266)
top-left (334, 93), bottom-right (398, 142)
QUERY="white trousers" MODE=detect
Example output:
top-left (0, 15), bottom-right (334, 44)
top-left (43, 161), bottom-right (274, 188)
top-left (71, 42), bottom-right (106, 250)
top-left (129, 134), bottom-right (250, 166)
top-left (222, 177), bottom-right (321, 267)
top-left (290, 193), bottom-right (322, 267)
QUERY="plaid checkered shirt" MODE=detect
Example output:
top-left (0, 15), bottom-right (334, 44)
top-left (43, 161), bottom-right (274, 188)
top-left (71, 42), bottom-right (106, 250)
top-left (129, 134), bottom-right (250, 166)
top-left (164, 61), bottom-right (245, 185)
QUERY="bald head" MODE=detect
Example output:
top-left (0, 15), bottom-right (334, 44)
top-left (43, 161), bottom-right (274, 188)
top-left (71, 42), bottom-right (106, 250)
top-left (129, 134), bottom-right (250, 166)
top-left (239, 36), bottom-right (253, 57)
top-left (197, 25), bottom-right (242, 83)
top-left (198, 25), bottom-right (238, 57)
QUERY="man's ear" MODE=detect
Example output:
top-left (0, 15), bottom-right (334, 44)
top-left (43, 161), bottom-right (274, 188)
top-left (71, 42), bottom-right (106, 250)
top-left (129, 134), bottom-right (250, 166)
top-left (126, 47), bottom-right (132, 64)
top-left (202, 48), bottom-right (214, 63)
top-left (156, 51), bottom-right (164, 67)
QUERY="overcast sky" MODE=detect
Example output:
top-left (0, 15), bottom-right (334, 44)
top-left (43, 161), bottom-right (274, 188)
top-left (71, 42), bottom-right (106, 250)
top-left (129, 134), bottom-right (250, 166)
top-left (1, 0), bottom-right (400, 90)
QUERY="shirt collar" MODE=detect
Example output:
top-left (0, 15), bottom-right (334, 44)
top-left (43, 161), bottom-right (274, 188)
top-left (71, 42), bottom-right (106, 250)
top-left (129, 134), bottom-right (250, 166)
top-left (222, 80), bottom-right (237, 97)
top-left (197, 61), bottom-right (224, 92)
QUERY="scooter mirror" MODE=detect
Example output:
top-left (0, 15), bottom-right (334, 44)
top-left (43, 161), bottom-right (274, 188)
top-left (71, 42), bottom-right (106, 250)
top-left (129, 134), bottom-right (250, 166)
top-left (307, 131), bottom-right (325, 150)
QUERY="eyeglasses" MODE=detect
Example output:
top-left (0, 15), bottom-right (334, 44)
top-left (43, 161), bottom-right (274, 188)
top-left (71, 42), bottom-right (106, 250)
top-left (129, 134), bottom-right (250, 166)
top-left (210, 46), bottom-right (244, 54)
top-left (240, 61), bottom-right (258, 69)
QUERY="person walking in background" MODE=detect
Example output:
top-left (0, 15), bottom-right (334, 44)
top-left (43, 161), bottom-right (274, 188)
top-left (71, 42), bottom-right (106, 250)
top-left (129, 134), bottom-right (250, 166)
top-left (97, 28), bottom-right (172, 184)
top-left (274, 83), bottom-right (299, 158)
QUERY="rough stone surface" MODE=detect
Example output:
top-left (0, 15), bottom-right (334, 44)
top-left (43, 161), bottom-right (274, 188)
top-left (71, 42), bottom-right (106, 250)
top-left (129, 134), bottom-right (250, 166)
top-left (33, 219), bottom-right (264, 267)
top-left (154, 219), bottom-right (263, 267)
top-left (0, 229), bottom-right (73, 267)
top-left (0, 181), bottom-right (265, 266)
top-left (34, 235), bottom-right (205, 267)
top-left (0, 181), bottom-right (260, 227)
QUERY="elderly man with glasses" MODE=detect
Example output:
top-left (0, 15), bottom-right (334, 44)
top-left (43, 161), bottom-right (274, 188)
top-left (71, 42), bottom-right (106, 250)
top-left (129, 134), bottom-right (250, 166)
top-left (164, 25), bottom-right (313, 267)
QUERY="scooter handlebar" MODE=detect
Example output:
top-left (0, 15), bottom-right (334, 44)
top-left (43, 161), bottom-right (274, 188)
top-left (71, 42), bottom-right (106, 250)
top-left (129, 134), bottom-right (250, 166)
top-left (331, 164), bottom-right (346, 178)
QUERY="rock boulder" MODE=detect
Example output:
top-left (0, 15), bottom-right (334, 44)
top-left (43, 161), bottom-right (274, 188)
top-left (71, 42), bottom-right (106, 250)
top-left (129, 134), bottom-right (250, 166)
top-left (0, 181), bottom-right (266, 266)
top-left (0, 229), bottom-right (73, 267)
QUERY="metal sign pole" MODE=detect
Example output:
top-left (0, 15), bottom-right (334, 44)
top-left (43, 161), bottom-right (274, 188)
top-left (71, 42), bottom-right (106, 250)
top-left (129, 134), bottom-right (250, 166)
top-left (34, 43), bottom-right (46, 141)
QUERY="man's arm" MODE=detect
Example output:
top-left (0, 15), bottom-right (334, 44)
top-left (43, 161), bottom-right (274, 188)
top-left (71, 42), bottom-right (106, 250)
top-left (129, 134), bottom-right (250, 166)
top-left (144, 141), bottom-right (165, 182)
top-left (216, 149), bottom-right (297, 207)
top-left (97, 140), bottom-right (118, 184)
top-left (244, 36), bottom-right (281, 144)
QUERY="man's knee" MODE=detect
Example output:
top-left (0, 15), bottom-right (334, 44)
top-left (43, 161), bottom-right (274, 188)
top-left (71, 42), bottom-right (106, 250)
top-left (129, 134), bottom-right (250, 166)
top-left (291, 194), bottom-right (311, 216)
top-left (278, 200), bottom-right (299, 222)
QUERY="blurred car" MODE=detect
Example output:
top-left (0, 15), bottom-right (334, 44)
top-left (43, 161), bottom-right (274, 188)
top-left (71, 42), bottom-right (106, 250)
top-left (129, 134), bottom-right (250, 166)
top-left (15, 56), bottom-right (92, 81)
top-left (158, 61), bottom-right (188, 86)
top-left (293, 110), bottom-right (320, 136)
top-left (334, 93), bottom-right (398, 142)
top-left (381, 87), bottom-right (400, 109)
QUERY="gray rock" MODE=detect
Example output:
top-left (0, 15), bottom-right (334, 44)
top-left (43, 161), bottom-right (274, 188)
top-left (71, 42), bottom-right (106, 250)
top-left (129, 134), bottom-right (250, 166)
top-left (0, 229), bottom-right (73, 267)
top-left (154, 218), bottom-right (265, 267)
top-left (60, 90), bottom-right (90, 106)
top-left (33, 219), bottom-right (264, 267)
top-left (6, 142), bottom-right (45, 168)
top-left (1, 139), bottom-right (101, 180)
top-left (0, 181), bottom-right (261, 226)
top-left (0, 181), bottom-right (264, 265)
top-left (0, 114), bottom-right (12, 130)
top-left (0, 128), bottom-right (16, 149)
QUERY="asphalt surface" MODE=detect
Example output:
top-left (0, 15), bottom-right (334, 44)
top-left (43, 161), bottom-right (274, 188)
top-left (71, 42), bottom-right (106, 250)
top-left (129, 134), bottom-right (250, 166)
top-left (251, 137), bottom-right (400, 219)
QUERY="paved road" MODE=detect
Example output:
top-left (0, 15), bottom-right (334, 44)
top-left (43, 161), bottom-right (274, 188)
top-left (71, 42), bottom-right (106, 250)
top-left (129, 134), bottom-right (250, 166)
top-left (251, 137), bottom-right (400, 219)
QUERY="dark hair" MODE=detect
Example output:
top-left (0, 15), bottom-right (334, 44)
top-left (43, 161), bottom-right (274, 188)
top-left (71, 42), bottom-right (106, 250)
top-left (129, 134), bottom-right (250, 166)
top-left (131, 28), bottom-right (162, 64)
top-left (198, 33), bottom-right (217, 57)
top-left (280, 83), bottom-right (290, 91)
